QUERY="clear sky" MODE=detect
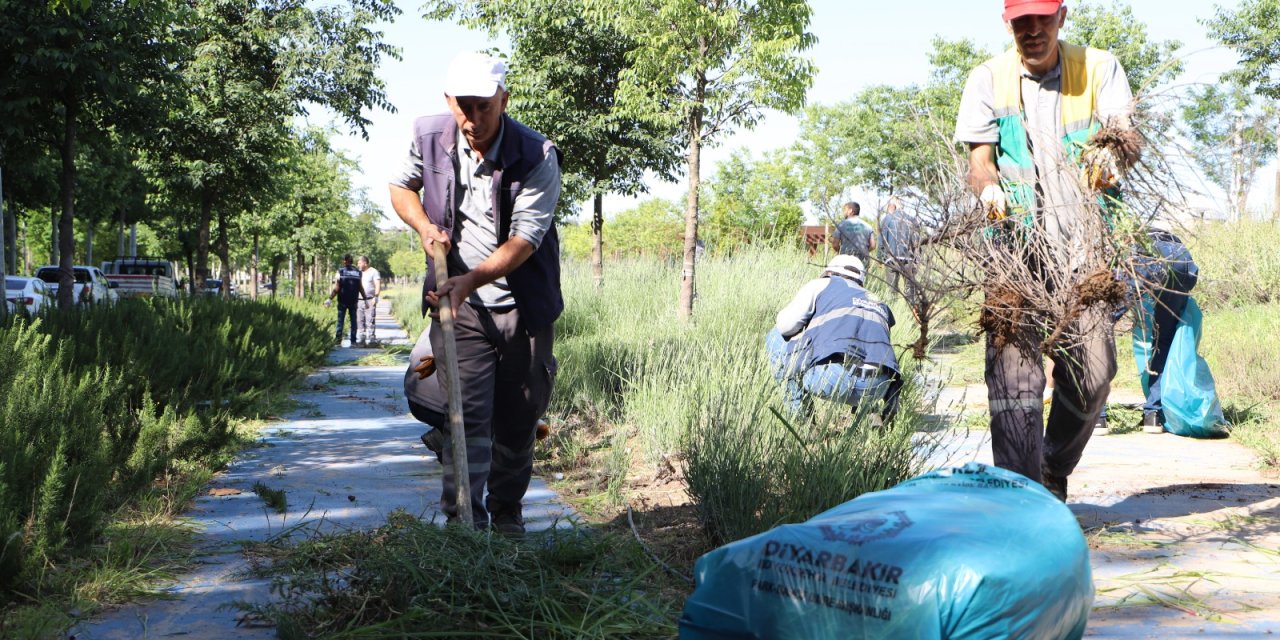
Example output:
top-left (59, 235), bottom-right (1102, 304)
top-left (312, 1), bottom-right (1252, 228)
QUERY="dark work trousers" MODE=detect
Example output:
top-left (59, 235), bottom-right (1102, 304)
top-left (1142, 278), bottom-right (1193, 418)
top-left (986, 307), bottom-right (1116, 483)
top-left (421, 302), bottom-right (556, 526)
top-left (335, 301), bottom-right (358, 342)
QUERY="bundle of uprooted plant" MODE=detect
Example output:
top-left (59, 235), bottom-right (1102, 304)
top-left (902, 107), bottom-right (1201, 357)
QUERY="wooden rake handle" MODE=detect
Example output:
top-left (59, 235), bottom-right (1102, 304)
top-left (431, 242), bottom-right (473, 527)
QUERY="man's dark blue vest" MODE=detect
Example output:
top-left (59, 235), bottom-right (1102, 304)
top-left (788, 277), bottom-right (898, 373)
top-left (414, 113), bottom-right (563, 332)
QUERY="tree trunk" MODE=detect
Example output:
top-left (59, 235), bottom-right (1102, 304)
top-left (1, 180), bottom-right (12, 274)
top-left (1274, 120), bottom-right (1280, 222)
top-left (50, 211), bottom-right (58, 272)
top-left (57, 94), bottom-right (78, 310)
top-left (21, 215), bottom-right (30, 274)
top-left (216, 207), bottom-right (230, 297)
top-left (251, 232), bottom-right (260, 300)
top-left (591, 192), bottom-right (604, 288)
top-left (0, 166), bottom-right (6, 320)
top-left (678, 68), bottom-right (707, 321)
top-left (196, 189), bottom-right (213, 291)
top-left (270, 257), bottom-right (281, 299)
top-left (117, 209), bottom-right (126, 257)
top-left (1231, 113), bottom-right (1245, 222)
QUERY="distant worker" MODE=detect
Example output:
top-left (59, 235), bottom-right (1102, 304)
top-left (767, 254), bottom-right (901, 421)
top-left (832, 201), bottom-right (875, 262)
top-left (954, 0), bottom-right (1137, 500)
top-left (877, 197), bottom-right (921, 295)
top-left (325, 254), bottom-right (365, 347)
top-left (389, 51), bottom-right (562, 534)
top-left (1130, 226), bottom-right (1204, 433)
top-left (357, 255), bottom-right (382, 347)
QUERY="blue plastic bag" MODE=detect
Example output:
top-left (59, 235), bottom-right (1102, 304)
top-left (679, 463), bottom-right (1093, 639)
top-left (1132, 296), bottom-right (1228, 438)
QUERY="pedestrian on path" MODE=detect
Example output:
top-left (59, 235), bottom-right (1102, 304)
top-left (357, 255), bottom-right (382, 347)
top-left (877, 196), bottom-right (921, 298)
top-left (326, 254), bottom-right (365, 346)
top-left (832, 201), bottom-right (875, 263)
top-left (388, 51), bottom-right (563, 534)
top-left (767, 254), bottom-right (901, 421)
top-left (954, 0), bottom-right (1138, 500)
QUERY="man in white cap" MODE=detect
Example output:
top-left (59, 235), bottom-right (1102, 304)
top-left (389, 51), bottom-right (562, 534)
top-left (954, 0), bottom-right (1137, 501)
top-left (766, 254), bottom-right (900, 421)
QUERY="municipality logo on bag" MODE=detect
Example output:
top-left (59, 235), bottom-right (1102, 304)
top-left (818, 511), bottom-right (913, 546)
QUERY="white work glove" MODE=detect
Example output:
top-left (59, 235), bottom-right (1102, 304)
top-left (323, 299), bottom-right (332, 307)
top-left (980, 184), bottom-right (1007, 221)
top-left (1081, 146), bottom-right (1120, 190)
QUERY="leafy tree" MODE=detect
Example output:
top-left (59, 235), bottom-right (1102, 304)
top-left (1062, 1), bottom-right (1184, 94)
top-left (1182, 83), bottom-right (1276, 220)
top-left (795, 38), bottom-right (984, 213)
top-left (0, 0), bottom-right (182, 308)
top-left (146, 0), bottom-right (398, 294)
top-left (1204, 0), bottom-right (1280, 219)
top-left (587, 0), bottom-right (815, 319)
top-left (703, 148), bottom-right (804, 247)
top-left (561, 198), bottom-right (684, 260)
top-left (424, 0), bottom-right (682, 289)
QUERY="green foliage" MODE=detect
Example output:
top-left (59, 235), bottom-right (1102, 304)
top-left (1181, 85), bottom-right (1277, 218)
top-left (252, 482), bottom-right (288, 514)
top-left (1204, 0), bottom-right (1280, 99)
top-left (795, 38), bottom-right (985, 211)
top-left (240, 511), bottom-right (678, 638)
top-left (387, 285), bottom-right (429, 342)
top-left (1189, 221), bottom-right (1280, 309)
top-left (558, 199), bottom-right (684, 261)
top-left (0, 296), bottom-right (329, 598)
top-left (553, 247), bottom-right (935, 542)
top-left (703, 148), bottom-right (805, 247)
top-left (1062, 1), bottom-right (1184, 93)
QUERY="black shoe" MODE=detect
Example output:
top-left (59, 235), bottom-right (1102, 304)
top-left (420, 428), bottom-right (446, 458)
top-left (1142, 411), bottom-right (1163, 434)
top-left (490, 505), bottom-right (525, 536)
top-left (1041, 467), bottom-right (1068, 502)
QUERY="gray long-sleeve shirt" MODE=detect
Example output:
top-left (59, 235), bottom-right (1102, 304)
top-left (391, 121), bottom-right (561, 308)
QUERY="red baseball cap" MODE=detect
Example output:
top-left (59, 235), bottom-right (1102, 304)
top-left (1003, 0), bottom-right (1063, 22)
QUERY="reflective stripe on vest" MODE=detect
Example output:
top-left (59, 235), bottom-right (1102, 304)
top-left (988, 42), bottom-right (1106, 220)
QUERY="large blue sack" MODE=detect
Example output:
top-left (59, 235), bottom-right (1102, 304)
top-left (679, 463), bottom-right (1092, 639)
top-left (1132, 296), bottom-right (1228, 438)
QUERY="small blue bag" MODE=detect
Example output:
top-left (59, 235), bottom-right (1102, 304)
top-left (1132, 296), bottom-right (1229, 438)
top-left (679, 463), bottom-right (1093, 639)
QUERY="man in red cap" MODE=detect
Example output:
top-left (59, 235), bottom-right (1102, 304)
top-left (954, 1), bottom-right (1137, 501)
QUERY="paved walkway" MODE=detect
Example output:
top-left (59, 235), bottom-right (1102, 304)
top-left (931, 371), bottom-right (1280, 637)
top-left (72, 298), bottom-right (572, 639)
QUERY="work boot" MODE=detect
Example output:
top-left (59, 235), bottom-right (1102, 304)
top-left (1041, 466), bottom-right (1068, 502)
top-left (1142, 412), bottom-right (1163, 434)
top-left (420, 428), bottom-right (446, 459)
top-left (490, 505), bottom-right (525, 536)
top-left (1092, 416), bottom-right (1109, 436)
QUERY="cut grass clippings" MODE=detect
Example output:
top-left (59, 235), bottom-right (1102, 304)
top-left (239, 510), bottom-right (679, 639)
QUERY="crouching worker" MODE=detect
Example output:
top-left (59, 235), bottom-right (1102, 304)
top-left (766, 255), bottom-right (902, 422)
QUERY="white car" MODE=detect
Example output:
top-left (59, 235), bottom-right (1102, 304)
top-left (4, 276), bottom-right (52, 315)
top-left (35, 265), bottom-right (119, 306)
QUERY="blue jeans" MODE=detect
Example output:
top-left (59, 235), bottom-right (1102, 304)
top-left (765, 329), bottom-right (892, 417)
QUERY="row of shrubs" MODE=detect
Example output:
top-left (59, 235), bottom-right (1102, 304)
top-left (0, 296), bottom-right (331, 597)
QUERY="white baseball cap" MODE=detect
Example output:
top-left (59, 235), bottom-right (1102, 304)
top-left (444, 51), bottom-right (507, 98)
top-left (825, 254), bottom-right (866, 284)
